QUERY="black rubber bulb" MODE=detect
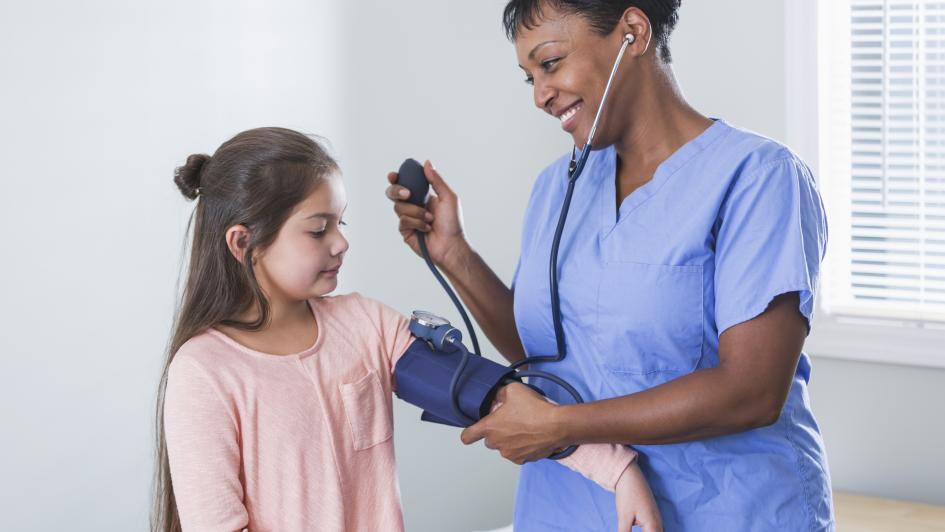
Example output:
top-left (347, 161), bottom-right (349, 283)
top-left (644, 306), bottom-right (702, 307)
top-left (397, 158), bottom-right (430, 207)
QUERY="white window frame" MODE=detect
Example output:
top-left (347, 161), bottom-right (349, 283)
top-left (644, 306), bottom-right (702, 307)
top-left (786, 0), bottom-right (945, 369)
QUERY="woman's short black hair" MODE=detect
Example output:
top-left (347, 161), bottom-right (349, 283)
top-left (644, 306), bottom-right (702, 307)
top-left (502, 0), bottom-right (682, 63)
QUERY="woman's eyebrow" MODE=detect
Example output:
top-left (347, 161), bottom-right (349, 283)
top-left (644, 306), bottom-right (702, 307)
top-left (528, 40), bottom-right (562, 61)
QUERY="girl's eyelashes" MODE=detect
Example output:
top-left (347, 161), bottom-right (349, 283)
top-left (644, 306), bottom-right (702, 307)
top-left (309, 220), bottom-right (347, 239)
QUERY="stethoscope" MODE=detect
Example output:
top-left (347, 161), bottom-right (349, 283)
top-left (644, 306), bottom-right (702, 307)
top-left (398, 32), bottom-right (638, 459)
top-left (510, 31), bottom-right (636, 373)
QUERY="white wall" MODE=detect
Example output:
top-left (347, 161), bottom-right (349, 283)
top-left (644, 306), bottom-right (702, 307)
top-left (2, 2), bottom-right (942, 532)
top-left (0, 0), bottom-right (344, 530)
top-left (336, 2), bottom-right (548, 529)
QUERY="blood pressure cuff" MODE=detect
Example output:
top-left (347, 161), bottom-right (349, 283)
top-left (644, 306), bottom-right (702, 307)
top-left (394, 339), bottom-right (518, 428)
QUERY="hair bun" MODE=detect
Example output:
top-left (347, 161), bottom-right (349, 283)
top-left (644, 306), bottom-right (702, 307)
top-left (174, 153), bottom-right (211, 200)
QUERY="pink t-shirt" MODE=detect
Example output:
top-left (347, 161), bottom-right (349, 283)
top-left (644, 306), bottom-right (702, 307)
top-left (164, 293), bottom-right (635, 531)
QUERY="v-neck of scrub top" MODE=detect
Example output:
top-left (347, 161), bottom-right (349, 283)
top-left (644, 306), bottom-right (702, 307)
top-left (599, 118), bottom-right (730, 237)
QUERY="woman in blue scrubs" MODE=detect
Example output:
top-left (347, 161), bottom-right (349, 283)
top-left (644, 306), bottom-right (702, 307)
top-left (386, 1), bottom-right (833, 530)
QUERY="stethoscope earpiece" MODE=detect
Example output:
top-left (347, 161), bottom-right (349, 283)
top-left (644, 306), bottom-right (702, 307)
top-left (625, 33), bottom-right (635, 44)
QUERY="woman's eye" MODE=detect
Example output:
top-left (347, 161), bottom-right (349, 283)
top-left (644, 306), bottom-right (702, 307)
top-left (339, 219), bottom-right (348, 227)
top-left (309, 230), bottom-right (326, 239)
top-left (540, 58), bottom-right (560, 72)
top-left (524, 58), bottom-right (560, 84)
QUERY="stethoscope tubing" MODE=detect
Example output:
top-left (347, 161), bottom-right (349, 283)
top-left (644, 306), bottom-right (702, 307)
top-left (420, 35), bottom-right (633, 461)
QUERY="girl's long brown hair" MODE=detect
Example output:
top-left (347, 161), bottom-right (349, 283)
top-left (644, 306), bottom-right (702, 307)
top-left (152, 127), bottom-right (338, 532)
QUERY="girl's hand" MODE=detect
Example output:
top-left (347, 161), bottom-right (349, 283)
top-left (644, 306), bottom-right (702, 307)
top-left (385, 160), bottom-right (469, 270)
top-left (614, 462), bottom-right (663, 532)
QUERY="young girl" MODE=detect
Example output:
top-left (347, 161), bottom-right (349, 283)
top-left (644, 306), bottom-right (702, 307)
top-left (152, 127), bottom-right (661, 532)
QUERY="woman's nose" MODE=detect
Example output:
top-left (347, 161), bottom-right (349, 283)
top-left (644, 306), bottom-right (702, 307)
top-left (533, 79), bottom-right (555, 111)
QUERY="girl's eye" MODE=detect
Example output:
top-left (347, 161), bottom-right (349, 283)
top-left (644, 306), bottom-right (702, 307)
top-left (310, 219), bottom-right (345, 238)
top-left (524, 75), bottom-right (534, 86)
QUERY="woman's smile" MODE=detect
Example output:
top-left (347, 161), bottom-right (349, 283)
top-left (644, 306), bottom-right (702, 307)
top-left (556, 100), bottom-right (583, 133)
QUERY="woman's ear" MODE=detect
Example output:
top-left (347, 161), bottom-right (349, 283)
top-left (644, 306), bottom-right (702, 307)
top-left (619, 7), bottom-right (653, 56)
top-left (225, 224), bottom-right (253, 264)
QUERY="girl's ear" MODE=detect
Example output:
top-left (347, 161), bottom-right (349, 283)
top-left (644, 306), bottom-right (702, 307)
top-left (225, 224), bottom-right (253, 264)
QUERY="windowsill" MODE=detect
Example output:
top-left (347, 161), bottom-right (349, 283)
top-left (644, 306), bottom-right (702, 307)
top-left (784, 0), bottom-right (945, 371)
top-left (807, 316), bottom-right (945, 369)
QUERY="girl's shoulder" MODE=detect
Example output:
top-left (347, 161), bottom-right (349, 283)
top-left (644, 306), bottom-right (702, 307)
top-left (173, 329), bottom-right (226, 364)
top-left (313, 292), bottom-right (409, 344)
top-left (168, 328), bottom-right (262, 382)
top-left (313, 291), bottom-right (402, 324)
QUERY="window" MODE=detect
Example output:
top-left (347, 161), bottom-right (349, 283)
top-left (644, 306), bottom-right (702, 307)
top-left (787, 0), bottom-right (945, 367)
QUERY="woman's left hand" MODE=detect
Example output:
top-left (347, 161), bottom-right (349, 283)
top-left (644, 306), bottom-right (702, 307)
top-left (460, 382), bottom-right (568, 464)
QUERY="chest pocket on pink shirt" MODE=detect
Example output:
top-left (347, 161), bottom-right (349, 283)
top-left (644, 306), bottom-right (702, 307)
top-left (340, 369), bottom-right (393, 451)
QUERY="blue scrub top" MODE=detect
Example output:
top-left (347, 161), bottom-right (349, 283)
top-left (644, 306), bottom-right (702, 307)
top-left (511, 119), bottom-right (834, 531)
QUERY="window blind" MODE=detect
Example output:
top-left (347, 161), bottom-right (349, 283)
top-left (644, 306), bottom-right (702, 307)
top-left (834, 0), bottom-right (945, 321)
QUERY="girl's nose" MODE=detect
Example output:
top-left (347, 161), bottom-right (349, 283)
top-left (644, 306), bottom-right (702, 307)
top-left (332, 230), bottom-right (349, 257)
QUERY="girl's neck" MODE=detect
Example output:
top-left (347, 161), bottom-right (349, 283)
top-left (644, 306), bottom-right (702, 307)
top-left (219, 291), bottom-right (320, 356)
top-left (261, 294), bottom-right (315, 330)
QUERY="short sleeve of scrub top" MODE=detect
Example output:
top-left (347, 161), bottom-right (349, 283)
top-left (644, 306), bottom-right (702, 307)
top-left (509, 119), bottom-right (834, 532)
top-left (713, 153), bottom-right (827, 335)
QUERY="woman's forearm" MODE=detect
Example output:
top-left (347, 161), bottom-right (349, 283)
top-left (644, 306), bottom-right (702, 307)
top-left (557, 366), bottom-right (783, 446)
top-left (438, 242), bottom-right (526, 363)
top-left (556, 294), bottom-right (805, 447)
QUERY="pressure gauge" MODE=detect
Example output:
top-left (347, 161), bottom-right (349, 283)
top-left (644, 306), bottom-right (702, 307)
top-left (409, 310), bottom-right (455, 346)
top-left (411, 310), bottom-right (450, 329)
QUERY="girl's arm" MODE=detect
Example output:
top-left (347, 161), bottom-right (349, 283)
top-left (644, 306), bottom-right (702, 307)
top-left (490, 396), bottom-right (638, 493)
top-left (164, 357), bottom-right (248, 532)
top-left (375, 295), bottom-right (638, 490)
top-left (557, 438), bottom-right (638, 493)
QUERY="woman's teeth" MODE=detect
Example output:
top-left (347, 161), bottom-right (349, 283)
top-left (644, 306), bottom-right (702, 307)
top-left (560, 104), bottom-right (581, 122)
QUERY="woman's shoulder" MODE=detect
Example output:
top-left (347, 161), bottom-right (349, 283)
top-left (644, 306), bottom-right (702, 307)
top-left (715, 120), bottom-right (809, 178)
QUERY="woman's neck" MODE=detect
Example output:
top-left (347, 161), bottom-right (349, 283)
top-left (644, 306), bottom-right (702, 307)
top-left (613, 63), bottom-right (713, 174)
top-left (606, 62), bottom-right (713, 205)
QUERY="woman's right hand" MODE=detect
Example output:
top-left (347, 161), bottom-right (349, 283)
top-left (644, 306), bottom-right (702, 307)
top-left (385, 160), bottom-right (468, 269)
